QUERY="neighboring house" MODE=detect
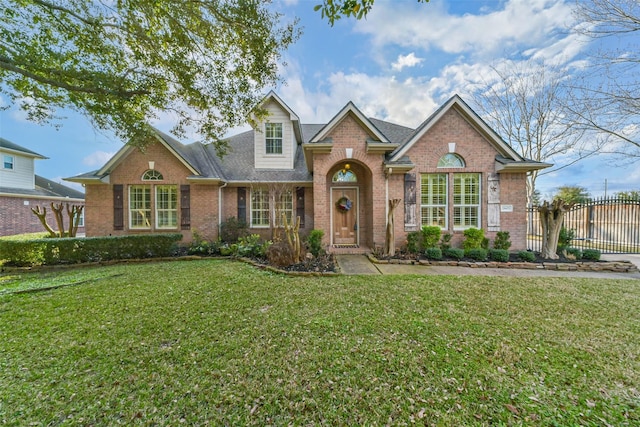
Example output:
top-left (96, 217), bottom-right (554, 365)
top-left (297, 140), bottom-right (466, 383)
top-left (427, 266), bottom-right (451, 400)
top-left (0, 138), bottom-right (85, 237)
top-left (67, 92), bottom-right (550, 251)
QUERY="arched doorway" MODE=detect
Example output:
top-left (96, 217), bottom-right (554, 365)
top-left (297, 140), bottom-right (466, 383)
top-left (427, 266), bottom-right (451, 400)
top-left (328, 161), bottom-right (372, 248)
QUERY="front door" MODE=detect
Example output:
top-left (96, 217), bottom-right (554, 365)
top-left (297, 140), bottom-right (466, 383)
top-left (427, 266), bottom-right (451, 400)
top-left (332, 187), bottom-right (358, 245)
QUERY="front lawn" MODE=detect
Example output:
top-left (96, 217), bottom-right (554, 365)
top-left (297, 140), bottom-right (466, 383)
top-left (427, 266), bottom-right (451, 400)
top-left (1, 260), bottom-right (638, 425)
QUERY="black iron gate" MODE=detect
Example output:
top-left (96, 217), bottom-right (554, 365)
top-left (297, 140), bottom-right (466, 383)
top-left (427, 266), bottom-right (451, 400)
top-left (527, 197), bottom-right (640, 254)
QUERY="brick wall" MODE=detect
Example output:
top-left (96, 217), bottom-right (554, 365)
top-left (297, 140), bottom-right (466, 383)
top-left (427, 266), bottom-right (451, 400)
top-left (84, 142), bottom-right (218, 243)
top-left (400, 108), bottom-right (529, 250)
top-left (311, 114), bottom-right (387, 248)
top-left (0, 195), bottom-right (85, 236)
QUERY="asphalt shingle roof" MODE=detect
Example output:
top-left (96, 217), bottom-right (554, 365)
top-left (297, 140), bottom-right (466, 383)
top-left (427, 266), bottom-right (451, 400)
top-left (0, 137), bottom-right (47, 158)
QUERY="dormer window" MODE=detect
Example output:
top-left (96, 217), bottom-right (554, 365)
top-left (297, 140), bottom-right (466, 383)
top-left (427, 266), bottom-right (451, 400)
top-left (3, 155), bottom-right (14, 170)
top-left (142, 169), bottom-right (163, 180)
top-left (437, 153), bottom-right (465, 168)
top-left (265, 123), bottom-right (283, 154)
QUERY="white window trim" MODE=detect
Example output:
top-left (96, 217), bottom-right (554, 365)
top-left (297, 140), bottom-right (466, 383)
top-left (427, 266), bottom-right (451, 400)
top-left (3, 154), bottom-right (14, 170)
top-left (420, 173), bottom-right (448, 230)
top-left (265, 123), bottom-right (283, 155)
top-left (129, 185), bottom-right (152, 229)
top-left (250, 188), bottom-right (270, 228)
top-left (453, 173), bottom-right (481, 230)
top-left (155, 185), bottom-right (178, 229)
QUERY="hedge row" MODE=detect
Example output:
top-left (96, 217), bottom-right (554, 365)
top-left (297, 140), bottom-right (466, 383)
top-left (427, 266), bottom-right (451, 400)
top-left (0, 234), bottom-right (183, 267)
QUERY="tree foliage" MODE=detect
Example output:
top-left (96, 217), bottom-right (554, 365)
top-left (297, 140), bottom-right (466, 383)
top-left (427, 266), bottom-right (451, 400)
top-left (569, 0), bottom-right (640, 160)
top-left (553, 185), bottom-right (591, 205)
top-left (315, 0), bottom-right (429, 26)
top-left (0, 0), bottom-right (299, 153)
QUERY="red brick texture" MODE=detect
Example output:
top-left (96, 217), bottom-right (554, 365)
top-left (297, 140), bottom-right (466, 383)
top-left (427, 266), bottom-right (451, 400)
top-left (0, 195), bottom-right (85, 236)
top-left (84, 106), bottom-right (530, 250)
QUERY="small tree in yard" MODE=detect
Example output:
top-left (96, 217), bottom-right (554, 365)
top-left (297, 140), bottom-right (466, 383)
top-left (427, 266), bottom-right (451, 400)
top-left (31, 202), bottom-right (84, 237)
top-left (538, 199), bottom-right (574, 259)
top-left (385, 199), bottom-right (402, 256)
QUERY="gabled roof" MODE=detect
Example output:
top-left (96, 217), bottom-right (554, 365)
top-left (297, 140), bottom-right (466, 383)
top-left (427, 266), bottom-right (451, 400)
top-left (96, 129), bottom-right (200, 178)
top-left (0, 137), bottom-right (48, 159)
top-left (309, 101), bottom-right (390, 144)
top-left (259, 91), bottom-right (303, 144)
top-left (390, 94), bottom-right (523, 162)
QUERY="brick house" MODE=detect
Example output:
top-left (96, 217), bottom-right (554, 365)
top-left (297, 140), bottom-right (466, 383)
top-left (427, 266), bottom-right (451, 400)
top-left (0, 138), bottom-right (85, 237)
top-left (66, 92), bottom-right (550, 251)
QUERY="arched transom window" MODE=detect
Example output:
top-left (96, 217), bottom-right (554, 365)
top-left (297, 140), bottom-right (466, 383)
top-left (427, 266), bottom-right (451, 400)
top-left (142, 169), bottom-right (164, 180)
top-left (332, 169), bottom-right (357, 182)
top-left (437, 153), bottom-right (465, 168)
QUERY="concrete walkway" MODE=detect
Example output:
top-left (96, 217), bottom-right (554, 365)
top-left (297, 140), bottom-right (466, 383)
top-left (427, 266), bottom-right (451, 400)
top-left (335, 254), bottom-right (640, 280)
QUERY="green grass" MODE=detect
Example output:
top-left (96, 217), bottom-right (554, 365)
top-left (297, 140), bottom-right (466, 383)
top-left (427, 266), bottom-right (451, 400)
top-left (1, 260), bottom-right (639, 425)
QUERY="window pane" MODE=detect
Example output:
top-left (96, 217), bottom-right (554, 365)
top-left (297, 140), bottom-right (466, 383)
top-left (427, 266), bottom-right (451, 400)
top-left (130, 185), bottom-right (151, 228)
top-left (156, 186), bottom-right (177, 228)
top-left (275, 190), bottom-right (293, 226)
top-left (437, 153), bottom-right (465, 168)
top-left (420, 174), bottom-right (448, 228)
top-left (453, 173), bottom-right (480, 229)
top-left (251, 188), bottom-right (270, 227)
top-left (3, 155), bottom-right (14, 170)
top-left (265, 123), bottom-right (283, 154)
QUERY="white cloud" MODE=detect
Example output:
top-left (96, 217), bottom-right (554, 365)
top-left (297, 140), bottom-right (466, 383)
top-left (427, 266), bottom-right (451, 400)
top-left (83, 151), bottom-right (115, 167)
top-left (356, 0), bottom-right (577, 59)
top-left (391, 53), bottom-right (424, 71)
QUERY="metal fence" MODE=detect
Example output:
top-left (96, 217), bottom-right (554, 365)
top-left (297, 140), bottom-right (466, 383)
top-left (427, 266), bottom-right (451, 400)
top-left (527, 197), bottom-right (640, 254)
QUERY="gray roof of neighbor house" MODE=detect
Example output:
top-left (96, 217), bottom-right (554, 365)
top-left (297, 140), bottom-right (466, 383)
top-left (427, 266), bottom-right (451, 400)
top-left (0, 175), bottom-right (84, 199)
top-left (0, 137), bottom-right (47, 159)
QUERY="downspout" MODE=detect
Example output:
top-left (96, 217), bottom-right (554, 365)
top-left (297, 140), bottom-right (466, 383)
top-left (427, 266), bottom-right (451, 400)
top-left (218, 181), bottom-right (228, 232)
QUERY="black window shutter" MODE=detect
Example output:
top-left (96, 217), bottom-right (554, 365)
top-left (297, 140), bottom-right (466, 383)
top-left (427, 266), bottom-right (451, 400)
top-left (113, 184), bottom-right (124, 230)
top-left (180, 185), bottom-right (191, 230)
top-left (237, 187), bottom-right (246, 223)
top-left (296, 187), bottom-right (305, 227)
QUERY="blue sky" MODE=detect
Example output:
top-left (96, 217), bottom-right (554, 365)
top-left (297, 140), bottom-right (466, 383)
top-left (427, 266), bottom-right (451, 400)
top-left (0, 0), bottom-right (637, 199)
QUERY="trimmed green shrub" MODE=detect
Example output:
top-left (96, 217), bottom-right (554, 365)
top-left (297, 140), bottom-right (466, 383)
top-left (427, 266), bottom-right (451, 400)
top-left (187, 231), bottom-right (221, 255)
top-left (235, 234), bottom-right (270, 258)
top-left (465, 248), bottom-right (488, 261)
top-left (493, 231), bottom-right (512, 250)
top-left (518, 251), bottom-right (536, 262)
top-left (424, 247), bottom-right (443, 260)
top-left (0, 234), bottom-right (183, 267)
top-left (582, 249), bottom-right (601, 261)
top-left (462, 228), bottom-right (485, 250)
top-left (406, 231), bottom-right (420, 255)
top-left (557, 227), bottom-right (576, 253)
top-left (439, 232), bottom-right (452, 251)
top-left (564, 247), bottom-right (583, 260)
top-left (219, 217), bottom-right (248, 243)
top-left (489, 248), bottom-right (509, 262)
top-left (444, 247), bottom-right (464, 260)
top-left (421, 226), bottom-right (441, 249)
top-left (307, 229), bottom-right (325, 257)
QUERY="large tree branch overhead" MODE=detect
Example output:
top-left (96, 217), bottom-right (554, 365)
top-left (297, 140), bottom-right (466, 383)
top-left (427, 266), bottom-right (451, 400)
top-left (0, 0), bottom-right (300, 151)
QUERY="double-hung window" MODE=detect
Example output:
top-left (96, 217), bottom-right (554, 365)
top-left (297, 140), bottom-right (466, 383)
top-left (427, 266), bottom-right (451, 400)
top-left (251, 188), bottom-right (294, 228)
top-left (156, 185), bottom-right (178, 229)
top-left (420, 174), bottom-right (448, 228)
top-left (3, 155), bottom-right (14, 170)
top-left (421, 171), bottom-right (481, 230)
top-left (129, 185), bottom-right (151, 229)
top-left (251, 188), bottom-right (270, 227)
top-left (453, 173), bottom-right (480, 229)
top-left (265, 123), bottom-right (283, 154)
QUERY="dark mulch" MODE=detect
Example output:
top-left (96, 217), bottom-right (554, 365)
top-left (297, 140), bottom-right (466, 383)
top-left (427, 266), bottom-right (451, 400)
top-left (284, 253), bottom-right (337, 273)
